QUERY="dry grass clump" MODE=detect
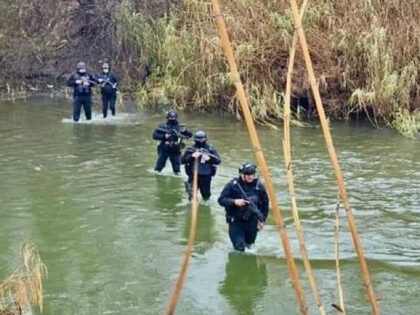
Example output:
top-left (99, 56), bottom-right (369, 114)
top-left (0, 242), bottom-right (47, 315)
top-left (326, 0), bottom-right (420, 134)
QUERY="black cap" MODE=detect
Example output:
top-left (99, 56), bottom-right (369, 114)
top-left (77, 61), bottom-right (86, 69)
top-left (166, 110), bottom-right (178, 119)
top-left (238, 162), bottom-right (257, 175)
top-left (194, 130), bottom-right (207, 142)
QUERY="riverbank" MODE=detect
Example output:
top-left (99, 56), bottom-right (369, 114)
top-left (1, 0), bottom-right (420, 135)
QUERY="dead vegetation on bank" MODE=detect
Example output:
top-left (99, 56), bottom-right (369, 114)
top-left (0, 243), bottom-right (46, 315)
top-left (128, 0), bottom-right (420, 134)
top-left (1, 0), bottom-right (420, 134)
top-left (0, 0), bottom-right (179, 90)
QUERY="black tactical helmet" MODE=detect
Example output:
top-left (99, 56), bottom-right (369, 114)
top-left (238, 162), bottom-right (257, 175)
top-left (166, 110), bottom-right (178, 119)
top-left (76, 61), bottom-right (86, 69)
top-left (194, 130), bottom-right (207, 142)
top-left (102, 62), bottom-right (110, 69)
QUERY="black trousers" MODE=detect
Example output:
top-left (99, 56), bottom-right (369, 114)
top-left (186, 175), bottom-right (212, 200)
top-left (73, 96), bottom-right (92, 122)
top-left (102, 93), bottom-right (117, 118)
top-left (155, 150), bottom-right (181, 173)
top-left (228, 220), bottom-right (258, 252)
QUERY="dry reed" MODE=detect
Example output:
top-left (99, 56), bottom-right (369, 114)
top-left (0, 242), bottom-right (47, 315)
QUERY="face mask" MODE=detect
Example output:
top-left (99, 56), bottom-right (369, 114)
top-left (103, 68), bottom-right (109, 73)
top-left (167, 119), bottom-right (177, 125)
top-left (78, 69), bottom-right (86, 74)
top-left (195, 140), bottom-right (205, 148)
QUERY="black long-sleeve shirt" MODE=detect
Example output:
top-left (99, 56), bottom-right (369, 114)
top-left (218, 177), bottom-right (269, 223)
top-left (67, 72), bottom-right (96, 97)
top-left (97, 72), bottom-right (118, 96)
top-left (181, 142), bottom-right (221, 176)
top-left (152, 121), bottom-right (192, 154)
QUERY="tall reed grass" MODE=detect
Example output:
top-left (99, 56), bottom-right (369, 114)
top-left (117, 0), bottom-right (420, 134)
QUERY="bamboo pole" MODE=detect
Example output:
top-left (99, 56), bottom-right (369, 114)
top-left (287, 0), bottom-right (380, 313)
top-left (164, 158), bottom-right (199, 315)
top-left (334, 200), bottom-right (346, 314)
top-left (209, 1), bottom-right (308, 313)
top-left (283, 1), bottom-right (326, 314)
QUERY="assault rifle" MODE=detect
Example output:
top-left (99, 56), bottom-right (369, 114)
top-left (157, 126), bottom-right (190, 149)
top-left (235, 181), bottom-right (265, 222)
top-left (74, 74), bottom-right (96, 85)
top-left (186, 147), bottom-right (220, 163)
top-left (157, 126), bottom-right (190, 140)
top-left (98, 77), bottom-right (118, 90)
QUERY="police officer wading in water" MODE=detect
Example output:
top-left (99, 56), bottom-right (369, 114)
top-left (97, 62), bottom-right (119, 118)
top-left (67, 61), bottom-right (96, 122)
top-left (153, 110), bottom-right (192, 174)
top-left (181, 131), bottom-right (221, 201)
top-left (218, 163), bottom-right (269, 252)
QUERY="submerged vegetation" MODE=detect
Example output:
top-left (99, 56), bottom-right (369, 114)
top-left (0, 242), bottom-right (46, 314)
top-left (1, 0), bottom-right (420, 134)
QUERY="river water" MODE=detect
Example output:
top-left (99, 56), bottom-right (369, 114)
top-left (0, 96), bottom-right (419, 315)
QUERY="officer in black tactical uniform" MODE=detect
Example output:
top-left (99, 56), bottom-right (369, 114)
top-left (67, 61), bottom-right (96, 122)
top-left (218, 162), bottom-right (269, 251)
top-left (181, 131), bottom-right (221, 201)
top-left (96, 62), bottom-right (118, 118)
top-left (152, 110), bottom-right (192, 174)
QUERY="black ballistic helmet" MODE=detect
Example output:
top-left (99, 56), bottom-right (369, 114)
top-left (239, 162), bottom-right (257, 175)
top-left (76, 61), bottom-right (86, 69)
top-left (194, 130), bottom-right (207, 142)
top-left (166, 110), bottom-right (178, 119)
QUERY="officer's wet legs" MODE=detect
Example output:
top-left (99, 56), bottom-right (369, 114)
top-left (228, 222), bottom-right (246, 252)
top-left (244, 224), bottom-right (258, 248)
top-left (169, 154), bottom-right (181, 174)
top-left (155, 152), bottom-right (168, 172)
top-left (198, 175), bottom-right (212, 200)
top-left (82, 97), bottom-right (92, 120)
top-left (73, 98), bottom-right (83, 122)
top-left (185, 178), bottom-right (193, 201)
top-left (102, 95), bottom-right (109, 118)
top-left (110, 94), bottom-right (117, 116)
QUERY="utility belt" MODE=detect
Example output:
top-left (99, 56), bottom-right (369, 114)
top-left (158, 141), bottom-right (181, 154)
top-left (226, 212), bottom-right (259, 224)
top-left (186, 163), bottom-right (216, 177)
top-left (75, 87), bottom-right (91, 96)
top-left (101, 85), bottom-right (116, 96)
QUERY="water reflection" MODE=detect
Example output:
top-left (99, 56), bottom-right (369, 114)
top-left (219, 252), bottom-right (267, 315)
top-left (182, 204), bottom-right (216, 255)
top-left (153, 175), bottom-right (185, 228)
top-left (71, 124), bottom-right (95, 159)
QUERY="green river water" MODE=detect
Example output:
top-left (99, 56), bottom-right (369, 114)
top-left (0, 96), bottom-right (419, 314)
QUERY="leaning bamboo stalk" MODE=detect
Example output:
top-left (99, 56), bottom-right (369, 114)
top-left (287, 0), bottom-right (380, 313)
top-left (209, 0), bottom-right (308, 313)
top-left (334, 200), bottom-right (346, 314)
top-left (164, 158), bottom-right (199, 315)
top-left (283, 0), bottom-right (326, 314)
